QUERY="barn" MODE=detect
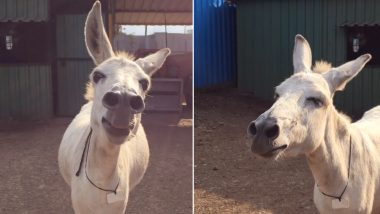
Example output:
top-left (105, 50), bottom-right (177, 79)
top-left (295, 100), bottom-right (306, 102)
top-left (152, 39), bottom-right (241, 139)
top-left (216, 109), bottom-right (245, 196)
top-left (195, 0), bottom-right (380, 117)
top-left (194, 1), bottom-right (380, 213)
top-left (0, 1), bottom-right (193, 212)
top-left (0, 0), bottom-right (192, 120)
top-left (237, 0), bottom-right (380, 116)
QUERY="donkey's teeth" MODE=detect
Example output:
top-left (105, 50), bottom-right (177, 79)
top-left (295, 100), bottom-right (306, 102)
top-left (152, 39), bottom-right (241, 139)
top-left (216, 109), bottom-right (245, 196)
top-left (260, 144), bottom-right (288, 158)
top-left (101, 117), bottom-right (131, 137)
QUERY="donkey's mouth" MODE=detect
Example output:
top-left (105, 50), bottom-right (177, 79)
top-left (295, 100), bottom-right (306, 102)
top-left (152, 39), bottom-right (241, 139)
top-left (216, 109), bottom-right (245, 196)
top-left (102, 117), bottom-right (133, 137)
top-left (261, 144), bottom-right (288, 158)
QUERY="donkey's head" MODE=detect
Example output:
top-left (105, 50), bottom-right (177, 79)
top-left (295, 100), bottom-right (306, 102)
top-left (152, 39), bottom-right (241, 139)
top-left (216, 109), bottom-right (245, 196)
top-left (247, 35), bottom-right (371, 158)
top-left (85, 1), bottom-right (170, 144)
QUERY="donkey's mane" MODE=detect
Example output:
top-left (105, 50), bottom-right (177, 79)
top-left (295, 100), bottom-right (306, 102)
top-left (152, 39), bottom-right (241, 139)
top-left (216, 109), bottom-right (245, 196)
top-left (312, 60), bottom-right (332, 74)
top-left (85, 82), bottom-right (95, 101)
top-left (115, 51), bottom-right (136, 61)
top-left (84, 51), bottom-right (135, 101)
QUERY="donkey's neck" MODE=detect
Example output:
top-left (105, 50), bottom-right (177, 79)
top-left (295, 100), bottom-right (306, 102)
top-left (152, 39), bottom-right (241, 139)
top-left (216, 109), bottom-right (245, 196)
top-left (87, 127), bottom-right (121, 188)
top-left (306, 107), bottom-right (352, 196)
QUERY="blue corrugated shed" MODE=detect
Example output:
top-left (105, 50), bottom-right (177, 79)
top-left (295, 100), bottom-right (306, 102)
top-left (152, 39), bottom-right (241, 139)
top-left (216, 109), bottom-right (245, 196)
top-left (194, 0), bottom-right (237, 88)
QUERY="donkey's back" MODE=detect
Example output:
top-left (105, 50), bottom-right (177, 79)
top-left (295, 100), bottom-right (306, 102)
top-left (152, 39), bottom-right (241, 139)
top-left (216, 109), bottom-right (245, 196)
top-left (353, 105), bottom-right (380, 213)
top-left (354, 106), bottom-right (380, 146)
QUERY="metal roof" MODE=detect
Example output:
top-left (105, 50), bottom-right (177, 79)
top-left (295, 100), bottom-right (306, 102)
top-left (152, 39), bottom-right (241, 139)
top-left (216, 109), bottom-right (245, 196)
top-left (340, 21), bottom-right (380, 27)
top-left (0, 0), bottom-right (49, 22)
top-left (112, 0), bottom-right (192, 25)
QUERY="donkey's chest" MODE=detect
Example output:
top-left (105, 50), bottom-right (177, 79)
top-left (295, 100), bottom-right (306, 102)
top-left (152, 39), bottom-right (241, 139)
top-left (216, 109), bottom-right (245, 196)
top-left (71, 175), bottom-right (130, 214)
top-left (313, 182), bottom-right (375, 214)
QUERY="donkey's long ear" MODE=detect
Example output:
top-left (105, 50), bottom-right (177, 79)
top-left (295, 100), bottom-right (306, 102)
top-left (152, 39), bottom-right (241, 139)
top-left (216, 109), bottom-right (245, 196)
top-left (323, 54), bottom-right (371, 92)
top-left (85, 1), bottom-right (114, 65)
top-left (293, 34), bottom-right (312, 73)
top-left (135, 48), bottom-right (171, 76)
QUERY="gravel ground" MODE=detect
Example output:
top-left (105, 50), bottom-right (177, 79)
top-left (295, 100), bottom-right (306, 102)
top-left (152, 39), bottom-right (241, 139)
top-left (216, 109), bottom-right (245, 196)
top-left (0, 110), bottom-right (192, 214)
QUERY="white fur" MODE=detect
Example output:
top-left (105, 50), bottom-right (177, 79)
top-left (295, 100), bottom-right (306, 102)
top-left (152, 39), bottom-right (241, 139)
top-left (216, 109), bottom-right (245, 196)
top-left (58, 2), bottom-right (170, 213)
top-left (249, 34), bottom-right (380, 213)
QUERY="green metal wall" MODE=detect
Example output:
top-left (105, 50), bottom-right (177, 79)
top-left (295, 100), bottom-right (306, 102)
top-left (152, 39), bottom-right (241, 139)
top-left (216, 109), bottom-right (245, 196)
top-left (0, 0), bottom-right (51, 120)
top-left (0, 2), bottom-right (98, 119)
top-left (0, 65), bottom-right (53, 120)
top-left (56, 14), bottom-right (94, 116)
top-left (0, 0), bottom-right (49, 22)
top-left (237, 0), bottom-right (380, 116)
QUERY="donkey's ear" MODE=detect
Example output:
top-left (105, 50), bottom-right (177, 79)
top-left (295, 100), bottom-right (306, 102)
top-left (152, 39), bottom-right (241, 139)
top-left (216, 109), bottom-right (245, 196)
top-left (85, 1), bottom-right (114, 65)
top-left (323, 54), bottom-right (371, 92)
top-left (293, 34), bottom-right (312, 73)
top-left (135, 48), bottom-right (171, 76)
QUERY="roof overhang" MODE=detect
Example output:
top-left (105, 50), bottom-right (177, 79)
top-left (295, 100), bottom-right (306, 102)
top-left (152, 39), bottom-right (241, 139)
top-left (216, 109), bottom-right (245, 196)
top-left (111, 0), bottom-right (192, 25)
top-left (340, 21), bottom-right (380, 27)
top-left (0, 0), bottom-right (49, 22)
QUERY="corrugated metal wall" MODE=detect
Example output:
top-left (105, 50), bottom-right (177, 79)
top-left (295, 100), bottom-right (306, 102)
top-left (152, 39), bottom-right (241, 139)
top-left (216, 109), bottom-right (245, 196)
top-left (0, 0), bottom-right (49, 22)
top-left (194, 0), bottom-right (237, 88)
top-left (0, 65), bottom-right (53, 120)
top-left (56, 14), bottom-right (94, 116)
top-left (237, 0), bottom-right (380, 116)
top-left (0, 0), bottom-right (52, 120)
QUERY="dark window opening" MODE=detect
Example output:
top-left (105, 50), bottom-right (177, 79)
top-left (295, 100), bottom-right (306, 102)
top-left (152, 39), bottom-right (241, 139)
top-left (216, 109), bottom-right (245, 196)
top-left (0, 22), bottom-right (51, 63)
top-left (346, 27), bottom-right (380, 66)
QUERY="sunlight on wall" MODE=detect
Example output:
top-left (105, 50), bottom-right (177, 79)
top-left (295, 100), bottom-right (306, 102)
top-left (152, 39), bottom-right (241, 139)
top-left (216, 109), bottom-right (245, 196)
top-left (121, 25), bottom-right (193, 36)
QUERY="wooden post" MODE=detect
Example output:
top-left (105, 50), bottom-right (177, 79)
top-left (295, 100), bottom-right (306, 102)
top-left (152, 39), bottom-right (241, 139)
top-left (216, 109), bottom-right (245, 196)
top-left (164, 13), bottom-right (168, 48)
top-left (108, 0), bottom-right (116, 44)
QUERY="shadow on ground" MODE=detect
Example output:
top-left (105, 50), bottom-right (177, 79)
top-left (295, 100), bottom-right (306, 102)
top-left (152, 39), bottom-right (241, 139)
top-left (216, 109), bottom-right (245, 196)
top-left (194, 88), bottom-right (318, 214)
top-left (0, 109), bottom-right (192, 214)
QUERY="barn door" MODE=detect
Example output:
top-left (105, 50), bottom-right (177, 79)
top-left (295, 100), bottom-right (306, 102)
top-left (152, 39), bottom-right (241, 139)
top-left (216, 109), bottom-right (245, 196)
top-left (55, 14), bottom-right (94, 116)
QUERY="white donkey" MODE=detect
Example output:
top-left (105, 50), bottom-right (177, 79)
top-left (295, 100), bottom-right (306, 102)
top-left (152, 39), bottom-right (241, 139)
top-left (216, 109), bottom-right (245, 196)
top-left (247, 35), bottom-right (380, 213)
top-left (58, 2), bottom-right (170, 213)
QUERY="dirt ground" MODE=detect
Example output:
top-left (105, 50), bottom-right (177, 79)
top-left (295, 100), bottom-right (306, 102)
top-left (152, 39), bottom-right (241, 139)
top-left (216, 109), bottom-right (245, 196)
top-left (0, 110), bottom-right (192, 214)
top-left (194, 88), bottom-right (318, 214)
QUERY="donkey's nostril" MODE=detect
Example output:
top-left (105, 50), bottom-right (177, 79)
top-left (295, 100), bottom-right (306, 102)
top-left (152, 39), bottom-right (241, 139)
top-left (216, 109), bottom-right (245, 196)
top-left (103, 92), bottom-right (120, 108)
top-left (264, 124), bottom-right (280, 139)
top-left (130, 96), bottom-right (144, 111)
top-left (248, 122), bottom-right (257, 135)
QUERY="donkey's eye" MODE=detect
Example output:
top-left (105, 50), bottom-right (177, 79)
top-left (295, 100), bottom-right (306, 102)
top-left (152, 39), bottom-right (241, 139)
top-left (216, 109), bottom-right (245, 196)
top-left (274, 93), bottom-right (280, 100)
top-left (139, 79), bottom-right (149, 91)
top-left (306, 97), bottom-right (323, 107)
top-left (93, 71), bottom-right (105, 83)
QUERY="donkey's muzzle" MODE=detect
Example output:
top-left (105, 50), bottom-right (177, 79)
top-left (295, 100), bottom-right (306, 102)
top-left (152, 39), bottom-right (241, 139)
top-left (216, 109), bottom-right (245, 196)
top-left (248, 118), bottom-right (284, 157)
top-left (103, 91), bottom-right (120, 109)
top-left (248, 118), bottom-right (279, 140)
top-left (102, 90), bottom-right (145, 113)
top-left (101, 88), bottom-right (143, 140)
